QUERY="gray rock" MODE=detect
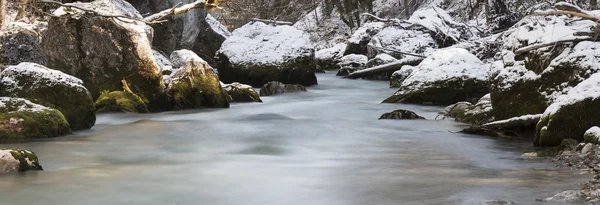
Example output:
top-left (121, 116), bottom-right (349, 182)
top-left (544, 190), bottom-right (585, 202)
top-left (152, 49), bottom-right (173, 75)
top-left (378, 109), bottom-right (425, 120)
top-left (0, 27), bottom-right (47, 66)
top-left (259, 81), bottom-right (307, 97)
top-left (221, 82), bottom-right (262, 103)
top-left (582, 143), bottom-right (594, 154)
top-left (0, 149), bottom-right (43, 172)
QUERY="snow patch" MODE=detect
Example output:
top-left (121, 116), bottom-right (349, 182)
top-left (0, 62), bottom-right (86, 92)
top-left (543, 72), bottom-right (600, 117)
top-left (315, 43), bottom-right (346, 61)
top-left (206, 14), bottom-right (231, 38)
top-left (0, 97), bottom-right (52, 113)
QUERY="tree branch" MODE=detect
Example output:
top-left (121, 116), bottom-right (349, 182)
top-left (345, 57), bottom-right (423, 79)
top-left (514, 38), bottom-right (592, 55)
top-left (250, 18), bottom-right (293, 25)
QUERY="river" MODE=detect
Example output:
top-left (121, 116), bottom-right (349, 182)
top-left (0, 73), bottom-right (588, 205)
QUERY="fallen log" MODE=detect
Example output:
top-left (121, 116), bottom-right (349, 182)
top-left (250, 18), bottom-right (293, 25)
top-left (344, 57), bottom-right (422, 79)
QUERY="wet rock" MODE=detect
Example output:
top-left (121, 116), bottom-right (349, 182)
top-left (167, 61), bottom-right (230, 110)
top-left (170, 49), bottom-right (205, 69)
top-left (0, 97), bottom-right (71, 139)
top-left (378, 109), bottom-right (425, 120)
top-left (221, 82), bottom-right (262, 103)
top-left (0, 27), bottom-right (46, 66)
top-left (335, 54), bottom-right (368, 76)
top-left (441, 102), bottom-right (473, 118)
top-left (95, 91), bottom-right (149, 113)
top-left (216, 22), bottom-right (317, 87)
top-left (0, 149), bottom-right (43, 172)
top-left (259, 81), bottom-right (307, 97)
top-left (456, 94), bottom-right (495, 125)
top-left (543, 190), bottom-right (585, 203)
top-left (41, 0), bottom-right (167, 111)
top-left (558, 139), bottom-right (580, 152)
top-left (0, 62), bottom-right (95, 130)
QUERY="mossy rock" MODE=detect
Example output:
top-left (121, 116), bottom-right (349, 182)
top-left (535, 98), bottom-right (600, 147)
top-left (216, 53), bottom-right (318, 88)
top-left (0, 63), bottom-right (96, 130)
top-left (383, 78), bottom-right (488, 105)
top-left (259, 81), bottom-right (307, 96)
top-left (95, 91), bottom-right (149, 113)
top-left (0, 149), bottom-right (43, 172)
top-left (167, 61), bottom-right (230, 110)
top-left (378, 109), bottom-right (425, 120)
top-left (0, 97), bottom-right (71, 139)
top-left (222, 83), bottom-right (262, 103)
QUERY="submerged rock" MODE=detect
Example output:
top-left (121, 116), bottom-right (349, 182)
top-left (221, 82), bottom-right (262, 103)
top-left (259, 81), bottom-right (307, 96)
top-left (383, 48), bottom-right (488, 105)
top-left (0, 149), bottom-right (43, 172)
top-left (216, 22), bottom-right (317, 87)
top-left (0, 27), bottom-right (46, 66)
top-left (378, 109), bottom-right (425, 120)
top-left (95, 91), bottom-right (149, 113)
top-left (41, 0), bottom-right (167, 111)
top-left (0, 62), bottom-right (95, 130)
top-left (0, 97), bottom-right (71, 139)
top-left (167, 61), bottom-right (230, 110)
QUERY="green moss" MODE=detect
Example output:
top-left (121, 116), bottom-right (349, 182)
top-left (9, 149), bottom-right (43, 171)
top-left (225, 87), bottom-right (262, 103)
top-left (584, 132), bottom-right (599, 144)
top-left (95, 91), bottom-right (149, 113)
top-left (490, 78), bottom-right (548, 120)
top-left (534, 98), bottom-right (600, 146)
top-left (0, 101), bottom-right (71, 139)
top-left (168, 61), bottom-right (230, 110)
top-left (382, 77), bottom-right (488, 105)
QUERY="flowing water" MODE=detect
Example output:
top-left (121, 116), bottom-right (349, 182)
top-left (0, 73), bottom-right (589, 205)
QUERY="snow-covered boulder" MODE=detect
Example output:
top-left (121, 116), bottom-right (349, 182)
top-left (390, 66), bottom-right (414, 88)
top-left (535, 72), bottom-right (600, 146)
top-left (366, 53), bottom-right (397, 68)
top-left (456, 94), bottom-right (494, 124)
top-left (383, 48), bottom-right (489, 105)
top-left (0, 63), bottom-right (95, 130)
top-left (584, 127), bottom-right (600, 144)
top-left (0, 27), bottom-right (46, 66)
top-left (259, 81), bottom-right (307, 97)
top-left (170, 49), bottom-right (206, 69)
top-left (0, 149), bottom-right (43, 172)
top-left (216, 22), bottom-right (317, 87)
top-left (152, 49), bottom-right (173, 75)
top-left (127, 0), bottom-right (231, 66)
top-left (167, 61), bottom-right (230, 110)
top-left (41, 0), bottom-right (167, 111)
top-left (335, 54), bottom-right (368, 76)
top-left (95, 91), bottom-right (149, 113)
top-left (221, 82), bottom-right (262, 103)
top-left (0, 97), bottom-right (71, 139)
top-left (315, 43), bottom-right (346, 71)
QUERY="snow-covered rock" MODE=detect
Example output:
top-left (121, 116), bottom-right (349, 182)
top-left (221, 82), bottom-right (262, 103)
top-left (383, 48), bottom-right (489, 105)
top-left (0, 26), bottom-right (46, 67)
top-left (0, 62), bottom-right (95, 130)
top-left (0, 97), bottom-right (71, 139)
top-left (366, 53), bottom-right (397, 67)
top-left (335, 54), bottom-right (369, 76)
top-left (456, 94), bottom-right (494, 124)
top-left (259, 81), bottom-right (307, 97)
top-left (167, 61), bottom-right (230, 110)
top-left (216, 22), bottom-right (317, 87)
top-left (42, 0), bottom-right (167, 112)
top-left (0, 149), bottom-right (43, 172)
top-left (315, 43), bottom-right (346, 71)
top-left (170, 49), bottom-right (206, 68)
top-left (390, 66), bottom-right (414, 88)
top-left (535, 72), bottom-right (600, 146)
top-left (584, 127), bottom-right (600, 144)
top-left (408, 6), bottom-right (472, 45)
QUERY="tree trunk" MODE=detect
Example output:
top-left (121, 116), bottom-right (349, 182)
top-left (592, 0), bottom-right (598, 10)
top-left (403, 0), bottom-right (409, 19)
top-left (15, 0), bottom-right (29, 21)
top-left (0, 0), bottom-right (6, 29)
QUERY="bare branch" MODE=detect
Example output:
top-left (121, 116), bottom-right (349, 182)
top-left (250, 18), bottom-right (293, 25)
top-left (345, 57), bottom-right (423, 79)
top-left (514, 38), bottom-right (592, 55)
top-left (532, 10), bottom-right (600, 22)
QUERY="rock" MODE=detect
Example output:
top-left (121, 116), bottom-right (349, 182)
top-left (544, 190), bottom-right (585, 203)
top-left (167, 61), bottom-right (230, 110)
top-left (170, 49), bottom-right (205, 69)
top-left (41, 0), bottom-right (167, 111)
top-left (366, 53), bottom-right (397, 68)
top-left (0, 62), bottom-right (95, 130)
top-left (585, 126), bottom-right (600, 144)
top-left (128, 0), bottom-right (230, 66)
top-left (221, 82), bottom-right (262, 103)
top-left (216, 22), bottom-right (317, 87)
top-left (0, 27), bottom-right (46, 66)
top-left (441, 102), bottom-right (473, 118)
top-left (390, 66), bottom-right (414, 88)
top-left (335, 54), bottom-right (368, 76)
top-left (482, 200), bottom-right (515, 205)
top-left (152, 49), bottom-right (173, 75)
top-left (95, 91), bottom-right (149, 113)
top-left (259, 81), bottom-right (307, 96)
top-left (0, 149), bottom-right (43, 172)
top-left (456, 94), bottom-right (495, 125)
top-left (535, 72), bottom-right (600, 146)
top-left (558, 139), bottom-right (580, 152)
top-left (315, 43), bottom-right (346, 71)
top-left (582, 143), bottom-right (594, 154)
top-left (378, 109), bottom-right (425, 120)
top-left (382, 48), bottom-right (489, 105)
top-left (521, 152), bottom-right (538, 158)
top-left (0, 97), bottom-right (71, 139)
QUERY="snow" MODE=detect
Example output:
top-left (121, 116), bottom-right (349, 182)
top-left (370, 53), bottom-right (397, 64)
top-left (489, 51), bottom-right (540, 91)
top-left (542, 72), bottom-right (600, 117)
top-left (400, 48), bottom-right (488, 89)
top-left (219, 22), bottom-right (314, 65)
top-left (0, 62), bottom-right (86, 92)
top-left (408, 6), bottom-right (466, 41)
top-left (349, 22), bottom-right (386, 44)
top-left (586, 126), bottom-right (600, 138)
top-left (315, 43), bottom-right (346, 61)
top-left (0, 97), bottom-right (51, 113)
top-left (483, 114), bottom-right (543, 127)
top-left (221, 82), bottom-right (253, 92)
top-left (206, 14), bottom-right (231, 38)
top-left (170, 49), bottom-right (206, 68)
top-left (0, 150), bottom-right (19, 167)
top-left (294, 5), bottom-right (350, 49)
top-left (338, 54), bottom-right (368, 66)
top-left (372, 25), bottom-right (437, 55)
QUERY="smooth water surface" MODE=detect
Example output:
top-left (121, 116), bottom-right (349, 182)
top-left (0, 73), bottom-right (588, 205)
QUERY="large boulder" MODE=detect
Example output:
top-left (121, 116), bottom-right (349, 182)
top-left (456, 94), bottom-right (495, 124)
top-left (390, 66), bottom-right (414, 88)
top-left (382, 48), bottom-right (489, 105)
top-left (95, 91), bottom-right (149, 113)
top-left (221, 82), bottom-right (262, 103)
top-left (259, 81), bottom-right (307, 97)
top-left (0, 97), bottom-right (71, 139)
top-left (41, 0), bottom-right (167, 111)
top-left (315, 43), bottom-right (346, 71)
top-left (170, 49), bottom-right (206, 69)
top-left (0, 63), bottom-right (95, 130)
top-left (167, 61), bottom-right (230, 110)
top-left (535, 73), bottom-right (600, 146)
top-left (335, 54), bottom-right (368, 76)
top-left (0, 149), bottom-right (43, 172)
top-left (216, 22), bottom-right (317, 87)
top-left (127, 0), bottom-right (231, 66)
top-left (0, 27), bottom-right (46, 67)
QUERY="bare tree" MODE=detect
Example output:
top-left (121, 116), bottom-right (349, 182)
top-left (0, 0), bottom-right (6, 29)
top-left (403, 0), bottom-right (409, 19)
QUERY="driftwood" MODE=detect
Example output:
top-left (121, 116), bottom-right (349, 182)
top-left (344, 58), bottom-right (423, 79)
top-left (250, 18), bottom-right (293, 25)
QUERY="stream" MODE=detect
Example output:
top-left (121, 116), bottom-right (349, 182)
top-left (0, 73), bottom-right (588, 205)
